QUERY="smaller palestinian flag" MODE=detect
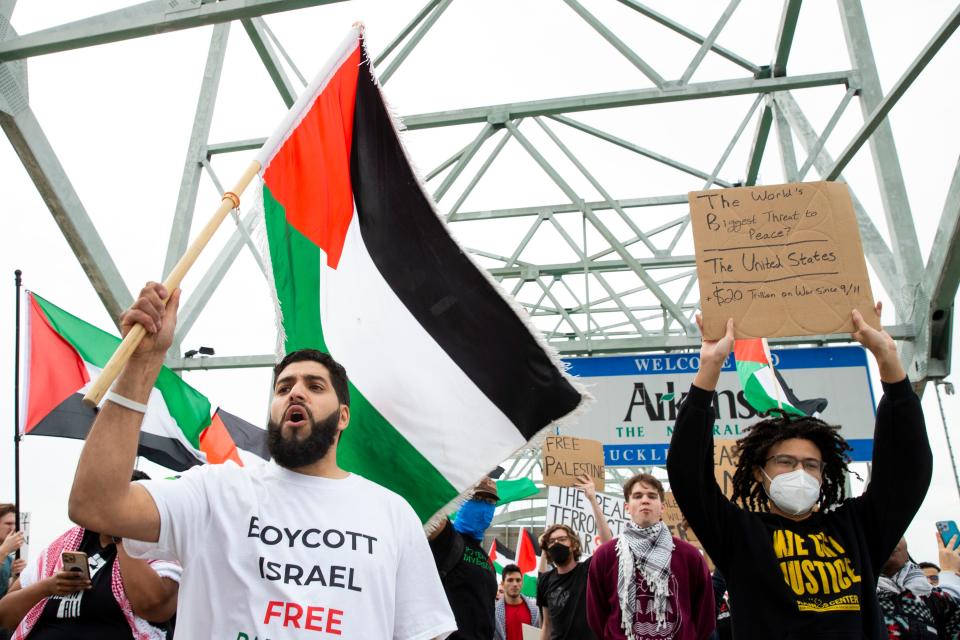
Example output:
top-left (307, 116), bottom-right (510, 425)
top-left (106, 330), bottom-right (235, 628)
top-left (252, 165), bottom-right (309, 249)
top-left (21, 292), bottom-right (268, 471)
top-left (204, 408), bottom-right (271, 466)
top-left (488, 538), bottom-right (537, 598)
top-left (733, 338), bottom-right (827, 417)
top-left (489, 529), bottom-right (539, 598)
top-left (489, 538), bottom-right (515, 569)
top-left (515, 528), bottom-right (540, 595)
top-left (517, 529), bottom-right (540, 595)
top-left (495, 478), bottom-right (539, 506)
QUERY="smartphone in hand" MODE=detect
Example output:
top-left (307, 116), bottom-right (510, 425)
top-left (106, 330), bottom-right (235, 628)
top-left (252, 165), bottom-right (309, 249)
top-left (61, 551), bottom-right (91, 581)
top-left (936, 521), bottom-right (960, 550)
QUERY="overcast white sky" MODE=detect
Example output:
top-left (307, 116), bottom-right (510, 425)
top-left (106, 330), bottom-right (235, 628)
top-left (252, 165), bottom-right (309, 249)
top-left (1, 1), bottom-right (959, 565)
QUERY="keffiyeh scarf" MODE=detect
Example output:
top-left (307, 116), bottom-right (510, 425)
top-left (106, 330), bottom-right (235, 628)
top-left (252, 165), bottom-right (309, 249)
top-left (877, 561), bottom-right (933, 597)
top-left (615, 520), bottom-right (675, 639)
top-left (14, 527), bottom-right (180, 640)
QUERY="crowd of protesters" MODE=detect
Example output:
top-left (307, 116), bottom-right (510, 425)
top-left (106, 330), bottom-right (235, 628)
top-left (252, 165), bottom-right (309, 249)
top-left (0, 285), bottom-right (955, 639)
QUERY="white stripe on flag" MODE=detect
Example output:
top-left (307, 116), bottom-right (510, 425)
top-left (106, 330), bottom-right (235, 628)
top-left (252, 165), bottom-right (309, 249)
top-left (82, 363), bottom-right (206, 463)
top-left (320, 214), bottom-right (525, 492)
top-left (753, 366), bottom-right (786, 409)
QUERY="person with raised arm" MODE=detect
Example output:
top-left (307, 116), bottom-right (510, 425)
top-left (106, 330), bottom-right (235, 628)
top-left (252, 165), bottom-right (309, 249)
top-left (537, 474), bottom-right (613, 640)
top-left (666, 305), bottom-right (932, 639)
top-left (67, 283), bottom-right (455, 640)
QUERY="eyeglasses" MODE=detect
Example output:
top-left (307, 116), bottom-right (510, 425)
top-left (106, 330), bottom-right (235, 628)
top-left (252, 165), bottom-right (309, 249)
top-left (548, 536), bottom-right (571, 544)
top-left (766, 454), bottom-right (825, 473)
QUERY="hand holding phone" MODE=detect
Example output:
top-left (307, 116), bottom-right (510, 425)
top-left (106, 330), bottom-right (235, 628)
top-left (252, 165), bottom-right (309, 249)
top-left (60, 551), bottom-right (91, 581)
top-left (51, 551), bottom-right (91, 596)
top-left (938, 522), bottom-right (960, 576)
top-left (936, 521), bottom-right (960, 550)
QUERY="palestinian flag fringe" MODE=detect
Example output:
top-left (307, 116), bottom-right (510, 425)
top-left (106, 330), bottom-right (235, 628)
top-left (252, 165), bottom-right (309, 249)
top-left (733, 338), bottom-right (827, 417)
top-left (21, 292), bottom-right (267, 471)
top-left (254, 26), bottom-right (583, 523)
top-left (488, 530), bottom-right (539, 598)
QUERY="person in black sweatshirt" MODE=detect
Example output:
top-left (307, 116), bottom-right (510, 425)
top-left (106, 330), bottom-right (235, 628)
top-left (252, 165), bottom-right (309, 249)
top-left (667, 305), bottom-right (932, 640)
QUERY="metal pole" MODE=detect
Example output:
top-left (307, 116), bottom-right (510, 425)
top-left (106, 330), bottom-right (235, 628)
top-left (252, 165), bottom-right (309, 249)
top-left (13, 270), bottom-right (22, 552)
top-left (934, 381), bottom-right (960, 505)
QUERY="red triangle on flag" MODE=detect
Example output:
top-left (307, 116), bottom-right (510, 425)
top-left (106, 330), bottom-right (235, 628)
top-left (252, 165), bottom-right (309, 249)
top-left (200, 412), bottom-right (244, 466)
top-left (516, 528), bottom-right (538, 575)
top-left (23, 293), bottom-right (89, 433)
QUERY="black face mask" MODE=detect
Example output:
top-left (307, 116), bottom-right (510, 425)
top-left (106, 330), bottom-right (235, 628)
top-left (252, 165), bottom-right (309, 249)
top-left (548, 543), bottom-right (571, 565)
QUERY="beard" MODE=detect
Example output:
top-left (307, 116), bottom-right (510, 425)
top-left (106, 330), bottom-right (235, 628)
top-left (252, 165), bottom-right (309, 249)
top-left (267, 405), bottom-right (340, 469)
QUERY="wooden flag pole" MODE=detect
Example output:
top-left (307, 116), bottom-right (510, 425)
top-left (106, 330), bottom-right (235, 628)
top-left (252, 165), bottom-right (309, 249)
top-left (82, 159), bottom-right (262, 407)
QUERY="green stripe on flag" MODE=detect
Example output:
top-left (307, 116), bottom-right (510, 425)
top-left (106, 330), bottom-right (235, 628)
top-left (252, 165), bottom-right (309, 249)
top-left (522, 574), bottom-right (537, 598)
top-left (736, 358), bottom-right (803, 417)
top-left (33, 294), bottom-right (210, 447)
top-left (742, 375), bottom-right (779, 415)
top-left (33, 295), bottom-right (122, 368)
top-left (263, 186), bottom-right (459, 522)
top-left (264, 187), bottom-right (326, 352)
top-left (734, 359), bottom-right (765, 383)
top-left (742, 375), bottom-right (804, 417)
top-left (496, 478), bottom-right (538, 505)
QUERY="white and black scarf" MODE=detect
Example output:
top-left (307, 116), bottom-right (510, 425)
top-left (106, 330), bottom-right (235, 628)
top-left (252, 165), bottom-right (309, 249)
top-left (615, 520), bottom-right (674, 639)
top-left (877, 561), bottom-right (933, 597)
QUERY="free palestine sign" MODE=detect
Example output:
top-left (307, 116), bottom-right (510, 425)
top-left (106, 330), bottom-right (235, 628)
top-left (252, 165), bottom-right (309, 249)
top-left (541, 435), bottom-right (605, 491)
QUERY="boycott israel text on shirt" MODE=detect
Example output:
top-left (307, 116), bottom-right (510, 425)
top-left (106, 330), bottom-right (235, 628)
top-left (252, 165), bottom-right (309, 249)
top-left (125, 462), bottom-right (455, 639)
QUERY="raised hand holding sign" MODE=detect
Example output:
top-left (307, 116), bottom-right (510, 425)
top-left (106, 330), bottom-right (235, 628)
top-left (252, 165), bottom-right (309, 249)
top-left (689, 181), bottom-right (880, 340)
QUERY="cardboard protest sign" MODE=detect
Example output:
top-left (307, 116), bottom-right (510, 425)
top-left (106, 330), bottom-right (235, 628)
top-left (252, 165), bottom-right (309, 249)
top-left (689, 181), bottom-right (880, 340)
top-left (546, 486), bottom-right (629, 556)
top-left (663, 491), bottom-right (699, 544)
top-left (542, 435), bottom-right (605, 491)
top-left (663, 492), bottom-right (714, 570)
top-left (714, 438), bottom-right (740, 500)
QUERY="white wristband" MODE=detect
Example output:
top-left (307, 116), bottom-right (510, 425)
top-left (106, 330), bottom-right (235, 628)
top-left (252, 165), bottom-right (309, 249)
top-left (105, 391), bottom-right (149, 414)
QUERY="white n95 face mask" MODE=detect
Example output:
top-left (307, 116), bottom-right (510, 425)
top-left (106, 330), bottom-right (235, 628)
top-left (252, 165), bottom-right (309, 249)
top-left (762, 468), bottom-right (821, 515)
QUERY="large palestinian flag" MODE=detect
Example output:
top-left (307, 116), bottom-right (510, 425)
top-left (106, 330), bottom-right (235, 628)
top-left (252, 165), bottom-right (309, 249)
top-left (255, 27), bottom-right (583, 523)
top-left (21, 292), bottom-right (267, 470)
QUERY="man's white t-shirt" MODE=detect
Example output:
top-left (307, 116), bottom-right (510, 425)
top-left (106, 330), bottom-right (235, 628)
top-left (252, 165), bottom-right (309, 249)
top-left (125, 461), bottom-right (455, 639)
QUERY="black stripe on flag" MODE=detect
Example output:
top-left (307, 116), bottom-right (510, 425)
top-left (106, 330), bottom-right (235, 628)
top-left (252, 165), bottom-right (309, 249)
top-left (350, 58), bottom-right (581, 439)
top-left (215, 408), bottom-right (270, 461)
top-left (30, 394), bottom-right (202, 472)
top-left (494, 539), bottom-right (516, 561)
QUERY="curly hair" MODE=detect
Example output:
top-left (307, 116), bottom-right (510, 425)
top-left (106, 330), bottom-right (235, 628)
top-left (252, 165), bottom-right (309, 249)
top-left (540, 524), bottom-right (582, 563)
top-left (731, 410), bottom-right (853, 513)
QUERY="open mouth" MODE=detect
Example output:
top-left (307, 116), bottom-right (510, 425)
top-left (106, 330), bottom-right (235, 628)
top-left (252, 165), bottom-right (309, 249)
top-left (284, 404), bottom-right (308, 427)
